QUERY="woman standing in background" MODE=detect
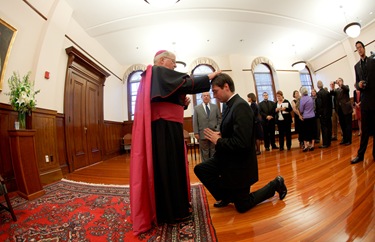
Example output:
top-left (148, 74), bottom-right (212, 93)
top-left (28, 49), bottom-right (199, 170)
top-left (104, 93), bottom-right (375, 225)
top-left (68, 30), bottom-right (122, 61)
top-left (292, 90), bottom-right (304, 148)
top-left (299, 87), bottom-right (316, 151)
top-left (275, 90), bottom-right (292, 151)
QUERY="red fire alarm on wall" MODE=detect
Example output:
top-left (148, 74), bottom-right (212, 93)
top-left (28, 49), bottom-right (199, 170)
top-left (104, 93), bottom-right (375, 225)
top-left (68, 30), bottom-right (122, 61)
top-left (44, 71), bottom-right (50, 79)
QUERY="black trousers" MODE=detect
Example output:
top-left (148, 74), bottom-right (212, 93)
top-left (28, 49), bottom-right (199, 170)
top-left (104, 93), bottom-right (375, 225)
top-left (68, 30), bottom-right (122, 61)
top-left (319, 115), bottom-right (332, 146)
top-left (337, 108), bottom-right (352, 143)
top-left (194, 158), bottom-right (276, 213)
top-left (277, 120), bottom-right (292, 149)
top-left (357, 109), bottom-right (375, 158)
top-left (262, 120), bottom-right (277, 148)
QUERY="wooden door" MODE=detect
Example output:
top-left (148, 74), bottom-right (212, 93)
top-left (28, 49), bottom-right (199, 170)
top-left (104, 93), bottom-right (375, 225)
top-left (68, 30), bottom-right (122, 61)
top-left (86, 81), bottom-right (101, 165)
top-left (65, 46), bottom-right (109, 172)
top-left (71, 72), bottom-right (88, 169)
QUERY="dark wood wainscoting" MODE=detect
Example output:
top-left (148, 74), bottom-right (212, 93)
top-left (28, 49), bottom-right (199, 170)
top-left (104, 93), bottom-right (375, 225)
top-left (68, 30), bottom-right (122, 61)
top-left (183, 116), bottom-right (193, 132)
top-left (0, 103), bottom-right (18, 192)
top-left (0, 103), bottom-right (125, 192)
top-left (32, 108), bottom-right (63, 185)
top-left (103, 120), bottom-right (124, 160)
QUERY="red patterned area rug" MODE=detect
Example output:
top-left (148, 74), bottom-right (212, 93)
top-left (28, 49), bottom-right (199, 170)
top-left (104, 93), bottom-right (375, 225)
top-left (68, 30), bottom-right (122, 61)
top-left (0, 179), bottom-right (216, 242)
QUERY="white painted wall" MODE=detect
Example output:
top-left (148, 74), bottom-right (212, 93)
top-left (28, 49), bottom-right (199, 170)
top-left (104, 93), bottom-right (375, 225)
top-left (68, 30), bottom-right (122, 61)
top-left (0, 0), bottom-right (374, 122)
top-left (0, 0), bottom-right (124, 121)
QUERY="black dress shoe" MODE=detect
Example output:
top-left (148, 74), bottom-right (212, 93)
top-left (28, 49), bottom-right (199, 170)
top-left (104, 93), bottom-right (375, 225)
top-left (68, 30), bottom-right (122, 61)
top-left (280, 148), bottom-right (284, 151)
top-left (351, 156), bottom-right (363, 164)
top-left (265, 148), bottom-right (270, 151)
top-left (213, 200), bottom-right (230, 208)
top-left (344, 142), bottom-right (351, 146)
top-left (274, 176), bottom-right (287, 200)
top-left (256, 151), bottom-right (261, 155)
top-left (331, 137), bottom-right (337, 141)
top-left (319, 145), bottom-right (329, 148)
top-left (339, 141), bottom-right (345, 145)
top-left (272, 146), bottom-right (279, 149)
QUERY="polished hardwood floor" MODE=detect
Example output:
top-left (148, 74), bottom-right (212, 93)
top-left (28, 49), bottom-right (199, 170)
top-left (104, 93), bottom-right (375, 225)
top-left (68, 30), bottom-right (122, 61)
top-left (65, 133), bottom-right (375, 241)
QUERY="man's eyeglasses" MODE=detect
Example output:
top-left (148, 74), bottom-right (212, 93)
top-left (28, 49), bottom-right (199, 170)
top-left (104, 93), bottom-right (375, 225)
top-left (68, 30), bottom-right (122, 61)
top-left (164, 57), bottom-right (176, 64)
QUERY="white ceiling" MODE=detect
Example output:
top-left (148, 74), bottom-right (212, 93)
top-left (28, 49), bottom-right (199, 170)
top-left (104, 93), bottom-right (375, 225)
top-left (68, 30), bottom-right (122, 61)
top-left (64, 0), bottom-right (375, 68)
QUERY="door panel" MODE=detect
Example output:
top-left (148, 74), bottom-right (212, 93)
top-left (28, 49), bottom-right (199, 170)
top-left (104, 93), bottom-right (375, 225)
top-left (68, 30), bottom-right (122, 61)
top-left (86, 81), bottom-right (101, 164)
top-left (72, 73), bottom-right (88, 170)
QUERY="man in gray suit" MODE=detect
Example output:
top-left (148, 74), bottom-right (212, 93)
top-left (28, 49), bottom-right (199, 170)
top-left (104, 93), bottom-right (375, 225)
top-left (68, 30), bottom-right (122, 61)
top-left (193, 92), bottom-right (221, 161)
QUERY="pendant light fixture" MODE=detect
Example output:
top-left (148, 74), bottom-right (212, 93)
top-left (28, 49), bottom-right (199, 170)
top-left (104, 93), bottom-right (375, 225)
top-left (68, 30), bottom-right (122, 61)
top-left (340, 5), bottom-right (361, 38)
top-left (292, 61), bottom-right (306, 71)
top-left (343, 22), bottom-right (361, 38)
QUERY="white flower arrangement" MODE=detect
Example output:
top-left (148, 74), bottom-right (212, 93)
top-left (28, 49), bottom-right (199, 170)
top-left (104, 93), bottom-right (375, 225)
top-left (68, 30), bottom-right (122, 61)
top-left (7, 71), bottom-right (40, 114)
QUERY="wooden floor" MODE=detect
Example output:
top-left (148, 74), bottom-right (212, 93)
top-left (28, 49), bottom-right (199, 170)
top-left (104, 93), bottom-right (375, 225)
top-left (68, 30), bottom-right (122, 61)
top-left (65, 133), bottom-right (375, 241)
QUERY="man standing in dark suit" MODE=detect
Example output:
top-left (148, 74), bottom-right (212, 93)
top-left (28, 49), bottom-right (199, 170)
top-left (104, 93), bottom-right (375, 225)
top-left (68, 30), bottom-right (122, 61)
top-left (193, 92), bottom-right (222, 162)
top-left (259, 92), bottom-right (278, 151)
top-left (330, 78), bottom-right (352, 146)
top-left (316, 80), bottom-right (332, 148)
top-left (351, 41), bottom-right (375, 164)
top-left (194, 73), bottom-right (287, 213)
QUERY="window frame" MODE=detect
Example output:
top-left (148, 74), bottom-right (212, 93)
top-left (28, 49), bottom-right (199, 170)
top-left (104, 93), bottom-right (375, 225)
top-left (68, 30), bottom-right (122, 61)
top-left (252, 63), bottom-right (277, 103)
top-left (126, 70), bottom-right (143, 121)
top-left (299, 67), bottom-right (314, 96)
top-left (191, 64), bottom-right (216, 106)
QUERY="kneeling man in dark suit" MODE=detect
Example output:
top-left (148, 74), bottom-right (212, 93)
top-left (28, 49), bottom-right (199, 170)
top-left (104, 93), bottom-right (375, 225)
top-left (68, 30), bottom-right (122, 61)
top-left (194, 73), bottom-right (287, 213)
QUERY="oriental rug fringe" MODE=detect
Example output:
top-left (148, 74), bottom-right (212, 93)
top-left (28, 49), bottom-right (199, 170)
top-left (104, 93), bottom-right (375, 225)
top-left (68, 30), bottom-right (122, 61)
top-left (0, 180), bottom-right (216, 242)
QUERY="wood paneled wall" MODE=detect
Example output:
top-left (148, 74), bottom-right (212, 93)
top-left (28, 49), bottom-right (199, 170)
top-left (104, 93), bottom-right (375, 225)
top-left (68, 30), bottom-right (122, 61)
top-left (0, 104), bottom-right (124, 192)
top-left (32, 108), bottom-right (62, 185)
top-left (103, 120), bottom-right (124, 160)
top-left (0, 103), bottom-right (18, 192)
top-left (0, 101), bottom-right (193, 192)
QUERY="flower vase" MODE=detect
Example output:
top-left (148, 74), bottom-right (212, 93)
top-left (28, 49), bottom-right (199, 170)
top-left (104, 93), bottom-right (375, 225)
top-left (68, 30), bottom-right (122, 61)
top-left (18, 112), bottom-right (26, 129)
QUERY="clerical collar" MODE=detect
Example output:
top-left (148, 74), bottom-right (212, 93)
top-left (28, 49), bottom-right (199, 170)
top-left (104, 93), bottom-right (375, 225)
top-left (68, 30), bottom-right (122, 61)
top-left (226, 93), bottom-right (236, 104)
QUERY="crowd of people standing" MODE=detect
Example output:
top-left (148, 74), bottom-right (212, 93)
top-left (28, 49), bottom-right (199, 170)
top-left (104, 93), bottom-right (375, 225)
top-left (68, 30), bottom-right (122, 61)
top-left (130, 39), bottom-right (374, 234)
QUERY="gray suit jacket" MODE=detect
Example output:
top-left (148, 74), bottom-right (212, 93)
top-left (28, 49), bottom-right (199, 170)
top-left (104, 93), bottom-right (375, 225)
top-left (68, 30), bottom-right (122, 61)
top-left (193, 103), bottom-right (221, 139)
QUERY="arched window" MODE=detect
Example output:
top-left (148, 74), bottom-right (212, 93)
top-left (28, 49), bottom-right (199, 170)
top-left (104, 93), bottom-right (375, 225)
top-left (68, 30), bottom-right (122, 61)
top-left (191, 64), bottom-right (216, 106)
top-left (299, 67), bottom-right (314, 95)
top-left (253, 63), bottom-right (276, 102)
top-left (127, 70), bottom-right (142, 120)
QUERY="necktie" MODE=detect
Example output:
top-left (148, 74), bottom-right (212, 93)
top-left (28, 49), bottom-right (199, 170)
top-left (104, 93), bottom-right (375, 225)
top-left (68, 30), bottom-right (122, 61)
top-left (205, 104), bottom-right (210, 118)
